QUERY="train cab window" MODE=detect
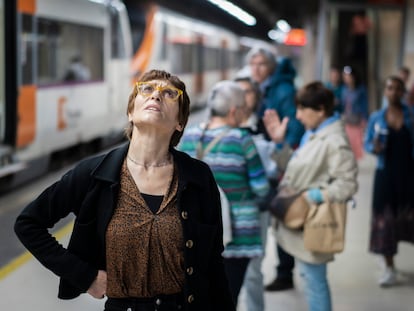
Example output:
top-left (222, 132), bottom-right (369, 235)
top-left (20, 14), bottom-right (35, 85)
top-left (37, 18), bottom-right (104, 85)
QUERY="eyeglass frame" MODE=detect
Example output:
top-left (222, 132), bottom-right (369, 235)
top-left (135, 81), bottom-right (183, 101)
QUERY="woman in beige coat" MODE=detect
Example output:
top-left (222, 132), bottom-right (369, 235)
top-left (263, 81), bottom-right (358, 311)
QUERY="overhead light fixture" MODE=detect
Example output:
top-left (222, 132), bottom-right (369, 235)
top-left (276, 20), bottom-right (291, 33)
top-left (207, 0), bottom-right (256, 26)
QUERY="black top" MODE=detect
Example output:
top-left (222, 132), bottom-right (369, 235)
top-left (141, 193), bottom-right (164, 214)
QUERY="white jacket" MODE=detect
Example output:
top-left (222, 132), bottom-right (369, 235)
top-left (276, 119), bottom-right (358, 264)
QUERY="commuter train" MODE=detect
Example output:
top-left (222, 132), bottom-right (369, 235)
top-left (127, 3), bottom-right (243, 108)
top-left (0, 0), bottom-right (247, 190)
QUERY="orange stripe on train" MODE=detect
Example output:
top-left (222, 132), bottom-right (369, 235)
top-left (17, 85), bottom-right (36, 147)
top-left (18, 0), bottom-right (36, 14)
top-left (130, 4), bottom-right (156, 83)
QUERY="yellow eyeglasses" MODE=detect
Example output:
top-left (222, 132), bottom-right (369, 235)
top-left (136, 82), bottom-right (183, 101)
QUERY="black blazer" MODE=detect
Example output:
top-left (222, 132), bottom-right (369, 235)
top-left (14, 143), bottom-right (235, 311)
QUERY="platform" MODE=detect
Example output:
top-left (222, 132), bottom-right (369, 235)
top-left (1, 155), bottom-right (413, 311)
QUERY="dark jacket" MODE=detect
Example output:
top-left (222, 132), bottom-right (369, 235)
top-left (14, 143), bottom-right (235, 311)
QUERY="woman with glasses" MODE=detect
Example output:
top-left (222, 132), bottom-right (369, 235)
top-left (14, 69), bottom-right (235, 311)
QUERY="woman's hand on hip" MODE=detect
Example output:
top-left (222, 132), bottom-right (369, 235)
top-left (87, 270), bottom-right (107, 299)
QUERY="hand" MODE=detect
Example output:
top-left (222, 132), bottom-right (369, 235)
top-left (373, 137), bottom-right (385, 154)
top-left (87, 270), bottom-right (107, 299)
top-left (306, 188), bottom-right (324, 204)
top-left (262, 109), bottom-right (289, 143)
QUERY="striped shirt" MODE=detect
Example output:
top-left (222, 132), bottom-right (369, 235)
top-left (180, 125), bottom-right (270, 258)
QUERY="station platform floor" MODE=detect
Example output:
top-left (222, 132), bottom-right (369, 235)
top-left (1, 154), bottom-right (413, 311)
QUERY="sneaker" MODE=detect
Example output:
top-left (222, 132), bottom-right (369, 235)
top-left (265, 278), bottom-right (294, 291)
top-left (378, 267), bottom-right (397, 287)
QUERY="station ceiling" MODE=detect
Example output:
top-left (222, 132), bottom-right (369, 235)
top-left (128, 0), bottom-right (320, 40)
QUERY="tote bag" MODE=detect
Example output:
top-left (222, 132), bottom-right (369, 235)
top-left (218, 186), bottom-right (232, 246)
top-left (303, 201), bottom-right (347, 254)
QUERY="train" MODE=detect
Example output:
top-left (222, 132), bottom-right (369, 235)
top-left (0, 0), bottom-right (254, 191)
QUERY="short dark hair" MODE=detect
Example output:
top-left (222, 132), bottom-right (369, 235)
top-left (234, 76), bottom-right (262, 103)
top-left (296, 81), bottom-right (335, 117)
top-left (386, 75), bottom-right (406, 92)
top-left (125, 69), bottom-right (190, 147)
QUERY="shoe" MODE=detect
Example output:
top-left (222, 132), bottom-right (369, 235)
top-left (265, 278), bottom-right (294, 291)
top-left (378, 267), bottom-right (397, 287)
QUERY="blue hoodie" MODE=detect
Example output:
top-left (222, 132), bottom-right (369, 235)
top-left (258, 58), bottom-right (304, 148)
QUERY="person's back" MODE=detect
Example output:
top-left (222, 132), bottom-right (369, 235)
top-left (179, 80), bottom-right (269, 306)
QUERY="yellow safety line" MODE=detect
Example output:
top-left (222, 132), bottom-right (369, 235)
top-left (0, 221), bottom-right (74, 280)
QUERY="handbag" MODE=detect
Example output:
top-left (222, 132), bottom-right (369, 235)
top-left (303, 199), bottom-right (347, 254)
top-left (269, 186), bottom-right (309, 229)
top-left (218, 186), bottom-right (232, 245)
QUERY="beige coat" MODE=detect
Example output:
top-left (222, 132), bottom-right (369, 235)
top-left (275, 119), bottom-right (358, 264)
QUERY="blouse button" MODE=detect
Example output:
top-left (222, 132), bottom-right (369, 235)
top-left (186, 267), bottom-right (194, 275)
top-left (181, 211), bottom-right (188, 219)
top-left (187, 294), bottom-right (195, 303)
top-left (185, 240), bottom-right (194, 248)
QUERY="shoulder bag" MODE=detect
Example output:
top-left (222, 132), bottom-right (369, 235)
top-left (269, 186), bottom-right (309, 229)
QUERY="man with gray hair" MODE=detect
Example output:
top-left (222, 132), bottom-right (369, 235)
top-left (246, 46), bottom-right (305, 294)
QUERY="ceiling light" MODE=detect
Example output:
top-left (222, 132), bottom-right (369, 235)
top-left (207, 0), bottom-right (256, 26)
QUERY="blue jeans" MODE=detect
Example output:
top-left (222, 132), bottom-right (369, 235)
top-left (243, 211), bottom-right (269, 311)
top-left (297, 260), bottom-right (332, 311)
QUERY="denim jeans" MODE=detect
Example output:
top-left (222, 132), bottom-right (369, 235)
top-left (243, 211), bottom-right (270, 311)
top-left (297, 260), bottom-right (332, 311)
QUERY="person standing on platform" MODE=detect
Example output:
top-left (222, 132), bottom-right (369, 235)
top-left (247, 46), bottom-right (304, 292)
top-left (340, 65), bottom-right (369, 160)
top-left (263, 81), bottom-right (358, 311)
top-left (14, 69), bottom-right (235, 311)
top-left (325, 65), bottom-right (344, 114)
top-left (364, 76), bottom-right (414, 287)
top-left (236, 76), bottom-right (278, 311)
top-left (179, 80), bottom-right (270, 307)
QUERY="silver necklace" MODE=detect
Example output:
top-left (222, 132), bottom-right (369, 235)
top-left (127, 154), bottom-right (172, 168)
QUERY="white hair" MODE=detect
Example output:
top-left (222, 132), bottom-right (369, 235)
top-left (207, 80), bottom-right (245, 117)
top-left (245, 46), bottom-right (277, 70)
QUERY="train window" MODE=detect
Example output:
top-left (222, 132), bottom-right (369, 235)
top-left (204, 47), bottom-right (220, 71)
top-left (37, 18), bottom-right (104, 85)
top-left (220, 48), bottom-right (228, 71)
top-left (125, 4), bottom-right (146, 54)
top-left (159, 21), bottom-right (168, 61)
top-left (170, 43), bottom-right (193, 74)
top-left (20, 14), bottom-right (35, 85)
top-left (109, 7), bottom-right (126, 59)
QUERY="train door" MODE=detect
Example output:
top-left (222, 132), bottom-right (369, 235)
top-left (0, 0), bottom-right (21, 179)
top-left (321, 1), bottom-right (405, 111)
top-left (17, 7), bottom-right (36, 148)
top-left (0, 0), bottom-right (5, 146)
